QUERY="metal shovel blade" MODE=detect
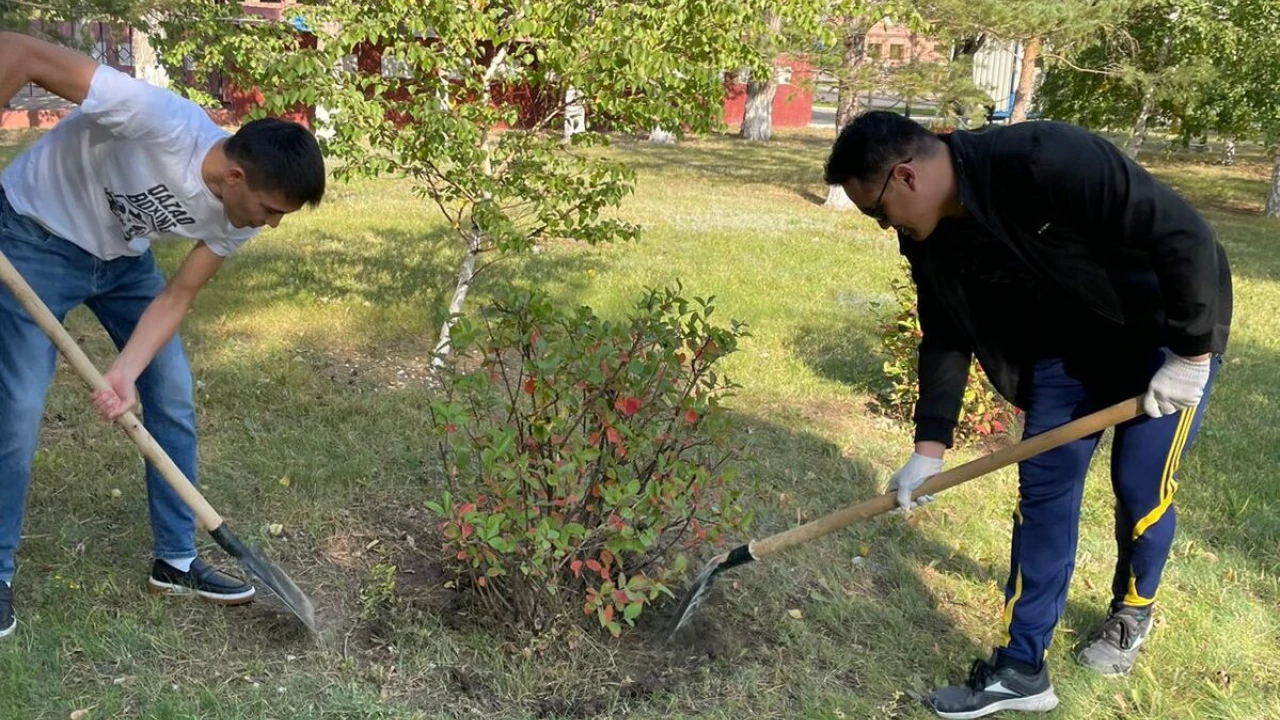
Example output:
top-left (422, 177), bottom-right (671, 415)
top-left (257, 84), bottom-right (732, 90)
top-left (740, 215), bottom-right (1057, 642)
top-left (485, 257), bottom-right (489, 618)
top-left (211, 523), bottom-right (317, 633)
top-left (668, 544), bottom-right (756, 637)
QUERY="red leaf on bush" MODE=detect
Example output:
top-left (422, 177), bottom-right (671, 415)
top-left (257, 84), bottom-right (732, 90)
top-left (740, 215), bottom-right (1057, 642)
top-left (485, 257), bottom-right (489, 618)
top-left (607, 513), bottom-right (624, 530)
top-left (585, 559), bottom-right (602, 574)
top-left (570, 559), bottom-right (583, 578)
top-left (460, 523), bottom-right (473, 539)
top-left (600, 550), bottom-right (614, 566)
top-left (456, 550), bottom-right (467, 561)
top-left (614, 396), bottom-right (641, 416)
top-left (602, 605), bottom-right (614, 625)
top-left (589, 431), bottom-right (601, 445)
top-left (992, 420), bottom-right (1005, 433)
top-left (684, 409), bottom-right (698, 424)
top-left (477, 576), bottom-right (487, 587)
top-left (458, 502), bottom-right (475, 515)
top-left (445, 423), bottom-right (457, 433)
top-left (522, 377), bottom-right (536, 395)
top-left (606, 427), bottom-right (621, 444)
top-left (530, 330), bottom-right (540, 345)
top-left (613, 590), bottom-right (628, 604)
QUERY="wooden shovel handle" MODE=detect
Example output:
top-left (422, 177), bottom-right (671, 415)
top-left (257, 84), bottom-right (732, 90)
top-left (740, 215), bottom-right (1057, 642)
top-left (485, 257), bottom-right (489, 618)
top-left (0, 248), bottom-right (224, 531)
top-left (749, 395), bottom-right (1144, 560)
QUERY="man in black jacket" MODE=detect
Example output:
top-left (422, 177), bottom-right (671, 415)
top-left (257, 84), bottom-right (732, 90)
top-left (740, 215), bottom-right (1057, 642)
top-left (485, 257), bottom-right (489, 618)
top-left (824, 111), bottom-right (1231, 718)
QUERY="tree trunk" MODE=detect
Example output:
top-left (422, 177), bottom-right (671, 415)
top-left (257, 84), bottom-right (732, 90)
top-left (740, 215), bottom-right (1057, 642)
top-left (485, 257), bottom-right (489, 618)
top-left (824, 184), bottom-right (854, 210)
top-left (739, 11), bottom-right (782, 142)
top-left (649, 126), bottom-right (676, 144)
top-left (835, 26), bottom-right (867, 130)
top-left (1221, 137), bottom-right (1237, 166)
top-left (1009, 36), bottom-right (1041, 123)
top-left (1266, 152), bottom-right (1280, 219)
top-left (1127, 38), bottom-right (1172, 160)
top-left (739, 75), bottom-right (778, 141)
top-left (434, 126), bottom-right (496, 366)
top-left (1126, 82), bottom-right (1157, 160)
top-left (432, 224), bottom-right (482, 366)
top-left (824, 22), bottom-right (866, 211)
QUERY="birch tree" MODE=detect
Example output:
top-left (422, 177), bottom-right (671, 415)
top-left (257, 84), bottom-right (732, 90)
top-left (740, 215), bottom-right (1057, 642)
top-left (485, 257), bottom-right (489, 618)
top-left (153, 0), bottom-right (759, 361)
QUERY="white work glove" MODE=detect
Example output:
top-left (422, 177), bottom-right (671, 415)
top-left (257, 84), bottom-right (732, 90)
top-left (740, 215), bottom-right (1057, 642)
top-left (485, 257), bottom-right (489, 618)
top-left (1143, 350), bottom-right (1212, 418)
top-left (888, 452), bottom-right (944, 511)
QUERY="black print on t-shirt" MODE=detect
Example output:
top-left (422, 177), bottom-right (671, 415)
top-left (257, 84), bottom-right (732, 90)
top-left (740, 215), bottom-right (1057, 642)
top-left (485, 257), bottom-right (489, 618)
top-left (104, 184), bottom-right (196, 240)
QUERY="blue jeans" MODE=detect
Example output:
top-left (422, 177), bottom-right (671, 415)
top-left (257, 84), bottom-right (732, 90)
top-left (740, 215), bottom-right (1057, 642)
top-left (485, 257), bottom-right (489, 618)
top-left (998, 352), bottom-right (1220, 668)
top-left (0, 189), bottom-right (197, 584)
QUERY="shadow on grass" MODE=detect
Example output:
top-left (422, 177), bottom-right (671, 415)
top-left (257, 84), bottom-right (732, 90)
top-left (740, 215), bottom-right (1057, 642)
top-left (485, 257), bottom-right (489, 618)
top-left (178, 225), bottom-right (606, 333)
top-left (791, 311), bottom-right (891, 396)
top-left (612, 131), bottom-right (836, 206)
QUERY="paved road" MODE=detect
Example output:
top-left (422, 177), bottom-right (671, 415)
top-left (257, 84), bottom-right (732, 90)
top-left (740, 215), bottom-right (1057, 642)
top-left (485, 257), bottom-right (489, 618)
top-left (809, 105), bottom-right (838, 130)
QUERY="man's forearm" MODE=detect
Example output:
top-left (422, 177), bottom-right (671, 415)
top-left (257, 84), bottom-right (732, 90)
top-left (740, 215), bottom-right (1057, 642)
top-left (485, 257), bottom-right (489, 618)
top-left (111, 290), bottom-right (192, 381)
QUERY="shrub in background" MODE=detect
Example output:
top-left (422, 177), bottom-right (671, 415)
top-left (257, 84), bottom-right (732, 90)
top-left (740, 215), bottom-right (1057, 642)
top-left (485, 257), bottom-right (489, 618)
top-left (871, 267), bottom-right (1018, 443)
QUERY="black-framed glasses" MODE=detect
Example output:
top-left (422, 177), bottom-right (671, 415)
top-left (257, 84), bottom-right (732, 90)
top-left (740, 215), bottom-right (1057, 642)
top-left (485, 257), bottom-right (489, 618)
top-left (867, 156), bottom-right (912, 223)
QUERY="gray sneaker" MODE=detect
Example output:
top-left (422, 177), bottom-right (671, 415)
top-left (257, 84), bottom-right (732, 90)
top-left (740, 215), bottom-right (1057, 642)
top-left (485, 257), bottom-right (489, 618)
top-left (1077, 604), bottom-right (1154, 676)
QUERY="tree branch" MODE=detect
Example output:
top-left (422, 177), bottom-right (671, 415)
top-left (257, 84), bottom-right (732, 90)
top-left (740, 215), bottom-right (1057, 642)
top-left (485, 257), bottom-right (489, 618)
top-left (1042, 52), bottom-right (1125, 77)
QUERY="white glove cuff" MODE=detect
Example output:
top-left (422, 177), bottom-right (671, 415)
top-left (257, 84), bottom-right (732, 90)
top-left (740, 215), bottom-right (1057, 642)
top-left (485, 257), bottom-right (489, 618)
top-left (1163, 352), bottom-right (1212, 384)
top-left (906, 452), bottom-right (944, 474)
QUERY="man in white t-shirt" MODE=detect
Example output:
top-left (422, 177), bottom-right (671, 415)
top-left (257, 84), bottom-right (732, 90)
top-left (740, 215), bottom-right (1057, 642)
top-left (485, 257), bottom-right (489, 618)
top-left (0, 32), bottom-right (326, 638)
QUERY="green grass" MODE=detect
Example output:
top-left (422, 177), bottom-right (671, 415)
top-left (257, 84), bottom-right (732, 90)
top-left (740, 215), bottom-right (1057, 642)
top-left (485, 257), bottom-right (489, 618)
top-left (1, 126), bottom-right (1278, 719)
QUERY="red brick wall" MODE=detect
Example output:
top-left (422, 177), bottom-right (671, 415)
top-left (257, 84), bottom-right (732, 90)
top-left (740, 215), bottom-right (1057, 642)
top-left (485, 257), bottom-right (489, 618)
top-left (722, 56), bottom-right (814, 128)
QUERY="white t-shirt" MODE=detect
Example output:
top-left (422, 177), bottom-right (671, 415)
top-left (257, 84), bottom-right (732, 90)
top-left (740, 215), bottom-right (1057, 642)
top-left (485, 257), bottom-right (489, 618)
top-left (1, 65), bottom-right (257, 260)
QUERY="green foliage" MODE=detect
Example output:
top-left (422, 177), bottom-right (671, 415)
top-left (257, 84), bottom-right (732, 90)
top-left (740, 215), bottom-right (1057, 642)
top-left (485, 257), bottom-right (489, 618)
top-left (358, 562), bottom-right (399, 623)
top-left (150, 0), bottom-right (764, 257)
top-left (425, 286), bottom-right (750, 636)
top-left (871, 269), bottom-right (1017, 443)
top-left (1, 0), bottom-right (156, 30)
top-left (1036, 2), bottom-right (1221, 137)
top-left (918, 0), bottom-right (1133, 44)
top-left (1038, 0), bottom-right (1280, 148)
top-left (882, 57), bottom-right (992, 129)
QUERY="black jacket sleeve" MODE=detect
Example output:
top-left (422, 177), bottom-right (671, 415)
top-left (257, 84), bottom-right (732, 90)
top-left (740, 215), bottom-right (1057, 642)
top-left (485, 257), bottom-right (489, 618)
top-left (903, 240), bottom-right (971, 448)
top-left (1028, 124), bottom-right (1222, 357)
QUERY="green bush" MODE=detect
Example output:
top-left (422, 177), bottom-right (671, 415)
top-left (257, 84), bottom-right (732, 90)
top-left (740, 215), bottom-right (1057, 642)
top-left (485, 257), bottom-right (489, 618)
top-left (426, 286), bottom-right (750, 636)
top-left (872, 267), bottom-right (1018, 443)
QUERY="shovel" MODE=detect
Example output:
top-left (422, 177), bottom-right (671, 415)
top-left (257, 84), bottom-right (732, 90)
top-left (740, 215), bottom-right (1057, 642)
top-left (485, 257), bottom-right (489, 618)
top-left (669, 395), bottom-right (1144, 635)
top-left (0, 249), bottom-right (317, 633)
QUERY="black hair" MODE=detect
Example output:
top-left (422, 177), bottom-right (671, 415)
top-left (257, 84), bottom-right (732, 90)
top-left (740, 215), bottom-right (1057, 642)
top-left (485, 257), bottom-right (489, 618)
top-left (224, 117), bottom-right (326, 207)
top-left (823, 110), bottom-right (943, 186)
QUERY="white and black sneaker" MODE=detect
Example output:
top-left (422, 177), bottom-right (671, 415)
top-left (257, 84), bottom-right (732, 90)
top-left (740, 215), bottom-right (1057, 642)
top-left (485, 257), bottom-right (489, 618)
top-left (1077, 604), bottom-right (1153, 676)
top-left (0, 581), bottom-right (14, 638)
top-left (148, 559), bottom-right (256, 605)
top-left (929, 650), bottom-right (1060, 719)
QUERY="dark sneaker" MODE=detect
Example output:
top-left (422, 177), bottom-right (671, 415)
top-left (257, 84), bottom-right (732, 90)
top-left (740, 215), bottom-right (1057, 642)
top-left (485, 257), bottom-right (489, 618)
top-left (148, 559), bottom-right (256, 605)
top-left (929, 651), bottom-right (1059, 719)
top-left (0, 582), bottom-right (14, 638)
top-left (1077, 604), bottom-right (1154, 676)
